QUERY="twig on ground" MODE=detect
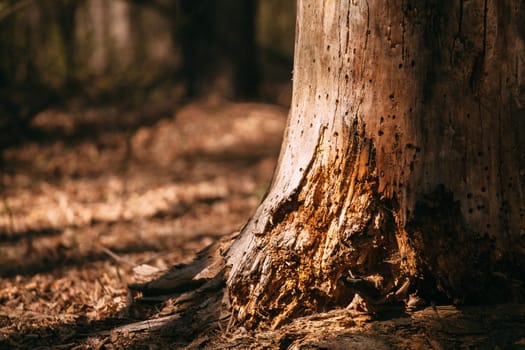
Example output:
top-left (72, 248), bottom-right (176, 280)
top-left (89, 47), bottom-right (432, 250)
top-left (96, 314), bottom-right (181, 335)
top-left (92, 242), bottom-right (137, 267)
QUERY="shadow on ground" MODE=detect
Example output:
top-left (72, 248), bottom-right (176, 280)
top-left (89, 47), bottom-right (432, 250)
top-left (0, 96), bottom-right (287, 349)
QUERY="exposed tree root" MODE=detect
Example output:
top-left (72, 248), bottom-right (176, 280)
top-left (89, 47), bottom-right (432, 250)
top-left (125, 232), bottom-right (237, 339)
top-left (129, 231), bottom-right (237, 296)
top-left (126, 229), bottom-right (525, 349)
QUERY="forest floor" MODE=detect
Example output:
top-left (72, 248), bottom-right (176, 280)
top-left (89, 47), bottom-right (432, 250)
top-left (1, 95), bottom-right (525, 349)
top-left (0, 94), bottom-right (286, 349)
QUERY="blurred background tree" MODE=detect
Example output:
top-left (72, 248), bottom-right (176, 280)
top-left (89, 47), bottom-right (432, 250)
top-left (0, 0), bottom-right (296, 146)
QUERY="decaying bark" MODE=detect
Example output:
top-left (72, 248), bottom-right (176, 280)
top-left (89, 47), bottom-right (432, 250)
top-left (225, 0), bottom-right (525, 329)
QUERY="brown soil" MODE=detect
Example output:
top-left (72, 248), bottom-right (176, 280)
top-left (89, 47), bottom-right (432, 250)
top-left (0, 96), bottom-right (286, 349)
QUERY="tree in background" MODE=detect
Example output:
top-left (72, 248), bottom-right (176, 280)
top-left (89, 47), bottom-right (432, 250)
top-left (0, 0), bottom-right (294, 102)
top-left (0, 0), bottom-right (295, 145)
top-left (0, 0), bottom-right (90, 136)
top-left (177, 0), bottom-right (259, 99)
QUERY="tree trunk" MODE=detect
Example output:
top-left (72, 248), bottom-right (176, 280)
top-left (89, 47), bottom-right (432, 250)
top-left (226, 0), bottom-right (525, 329)
top-left (56, 0), bottom-right (80, 89)
top-left (178, 0), bottom-right (259, 99)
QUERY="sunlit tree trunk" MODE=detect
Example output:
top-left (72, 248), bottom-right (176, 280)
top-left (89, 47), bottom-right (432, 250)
top-left (226, 0), bottom-right (525, 329)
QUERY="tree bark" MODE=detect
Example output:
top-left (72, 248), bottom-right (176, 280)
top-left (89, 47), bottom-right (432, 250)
top-left (226, 0), bottom-right (525, 329)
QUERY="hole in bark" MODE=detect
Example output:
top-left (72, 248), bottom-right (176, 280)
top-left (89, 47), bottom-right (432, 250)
top-left (328, 67), bottom-right (331, 72)
top-left (378, 130), bottom-right (384, 136)
top-left (398, 63), bottom-right (403, 68)
top-left (327, 45), bottom-right (330, 51)
top-left (392, 115), bottom-right (396, 120)
top-left (411, 60), bottom-right (415, 67)
top-left (481, 187), bottom-right (486, 192)
top-left (380, 116), bottom-right (384, 123)
top-left (389, 93), bottom-right (395, 100)
top-left (345, 74), bottom-right (349, 81)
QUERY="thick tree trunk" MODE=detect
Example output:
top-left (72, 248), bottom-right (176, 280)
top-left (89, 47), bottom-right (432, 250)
top-left (226, 0), bottom-right (525, 329)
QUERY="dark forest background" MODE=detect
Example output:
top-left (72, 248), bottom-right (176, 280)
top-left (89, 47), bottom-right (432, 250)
top-left (0, 0), bottom-right (296, 148)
